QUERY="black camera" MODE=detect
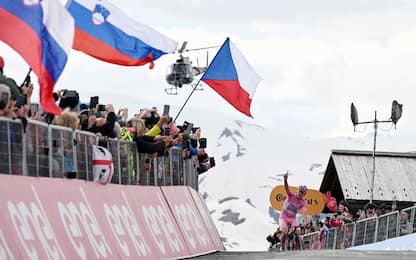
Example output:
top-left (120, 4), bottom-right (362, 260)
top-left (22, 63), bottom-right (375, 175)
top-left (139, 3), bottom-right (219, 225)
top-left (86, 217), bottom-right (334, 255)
top-left (209, 157), bottom-right (215, 168)
top-left (59, 90), bottom-right (79, 109)
top-left (199, 137), bottom-right (207, 148)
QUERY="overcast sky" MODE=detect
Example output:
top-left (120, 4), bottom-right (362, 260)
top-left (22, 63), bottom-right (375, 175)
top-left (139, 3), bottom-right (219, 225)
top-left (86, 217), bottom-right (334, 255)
top-left (1, 0), bottom-right (416, 138)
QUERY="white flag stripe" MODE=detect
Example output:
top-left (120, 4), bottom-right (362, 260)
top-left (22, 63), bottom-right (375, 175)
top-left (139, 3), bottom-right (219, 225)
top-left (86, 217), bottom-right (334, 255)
top-left (42, 0), bottom-right (74, 55)
top-left (74, 0), bottom-right (177, 53)
top-left (229, 41), bottom-right (262, 99)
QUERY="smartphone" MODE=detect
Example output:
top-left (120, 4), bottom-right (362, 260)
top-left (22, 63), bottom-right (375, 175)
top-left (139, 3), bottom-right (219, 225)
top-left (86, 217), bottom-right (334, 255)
top-left (162, 127), bottom-right (171, 136)
top-left (163, 104), bottom-right (170, 116)
top-left (183, 139), bottom-right (190, 150)
top-left (30, 103), bottom-right (40, 115)
top-left (199, 137), bottom-right (207, 148)
top-left (184, 122), bottom-right (193, 134)
top-left (15, 95), bottom-right (26, 108)
top-left (89, 96), bottom-right (99, 109)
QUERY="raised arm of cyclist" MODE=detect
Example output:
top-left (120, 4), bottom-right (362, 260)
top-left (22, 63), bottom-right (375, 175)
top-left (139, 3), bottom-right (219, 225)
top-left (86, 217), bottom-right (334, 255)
top-left (278, 172), bottom-right (308, 251)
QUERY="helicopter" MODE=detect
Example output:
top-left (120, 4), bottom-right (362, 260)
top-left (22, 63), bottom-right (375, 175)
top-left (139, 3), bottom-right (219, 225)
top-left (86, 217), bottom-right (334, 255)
top-left (165, 41), bottom-right (216, 95)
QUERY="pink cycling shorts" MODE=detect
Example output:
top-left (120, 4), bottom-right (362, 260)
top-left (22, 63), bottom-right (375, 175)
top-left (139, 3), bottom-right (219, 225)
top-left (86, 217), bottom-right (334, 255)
top-left (279, 215), bottom-right (298, 230)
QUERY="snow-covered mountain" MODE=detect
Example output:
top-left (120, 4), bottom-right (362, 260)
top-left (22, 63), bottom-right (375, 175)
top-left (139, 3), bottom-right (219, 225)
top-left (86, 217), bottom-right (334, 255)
top-left (198, 119), bottom-right (416, 251)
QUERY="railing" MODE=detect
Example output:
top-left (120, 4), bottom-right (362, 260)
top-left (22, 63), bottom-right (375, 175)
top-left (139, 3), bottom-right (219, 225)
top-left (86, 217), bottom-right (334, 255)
top-left (0, 117), bottom-right (199, 189)
top-left (302, 206), bottom-right (416, 250)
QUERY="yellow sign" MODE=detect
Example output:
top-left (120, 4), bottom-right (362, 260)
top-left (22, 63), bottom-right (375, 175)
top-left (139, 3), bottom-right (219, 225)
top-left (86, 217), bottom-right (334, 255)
top-left (269, 185), bottom-right (325, 215)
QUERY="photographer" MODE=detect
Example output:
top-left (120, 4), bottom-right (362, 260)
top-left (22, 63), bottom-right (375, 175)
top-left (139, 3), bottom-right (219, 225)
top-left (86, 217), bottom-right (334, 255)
top-left (136, 107), bottom-right (160, 129)
top-left (55, 89), bottom-right (80, 112)
top-left (82, 104), bottom-right (117, 138)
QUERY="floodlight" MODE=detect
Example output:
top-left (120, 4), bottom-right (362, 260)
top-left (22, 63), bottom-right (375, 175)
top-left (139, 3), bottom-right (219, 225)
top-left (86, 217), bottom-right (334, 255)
top-left (391, 100), bottom-right (403, 125)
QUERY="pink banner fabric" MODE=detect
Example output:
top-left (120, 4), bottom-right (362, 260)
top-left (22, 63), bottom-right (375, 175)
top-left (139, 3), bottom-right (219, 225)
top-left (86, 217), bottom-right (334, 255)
top-left (0, 175), bottom-right (223, 259)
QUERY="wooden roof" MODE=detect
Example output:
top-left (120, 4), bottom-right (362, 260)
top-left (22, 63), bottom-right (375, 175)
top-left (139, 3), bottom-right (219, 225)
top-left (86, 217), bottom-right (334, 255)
top-left (319, 150), bottom-right (416, 202)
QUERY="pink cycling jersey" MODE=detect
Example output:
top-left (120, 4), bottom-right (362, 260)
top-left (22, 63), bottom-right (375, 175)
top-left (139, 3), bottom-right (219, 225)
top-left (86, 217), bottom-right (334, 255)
top-left (280, 191), bottom-right (307, 220)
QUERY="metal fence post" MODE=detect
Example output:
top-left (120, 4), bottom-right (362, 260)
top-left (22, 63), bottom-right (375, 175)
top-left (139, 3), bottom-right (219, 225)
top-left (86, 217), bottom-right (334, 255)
top-left (22, 122), bottom-right (28, 176)
top-left (374, 218), bottom-right (379, 243)
top-left (351, 222), bottom-right (356, 247)
top-left (7, 121), bottom-right (12, 174)
top-left (48, 124), bottom-right (53, 178)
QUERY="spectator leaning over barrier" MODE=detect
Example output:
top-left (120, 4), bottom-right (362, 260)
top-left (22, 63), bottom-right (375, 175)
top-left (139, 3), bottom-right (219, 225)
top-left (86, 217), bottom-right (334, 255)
top-left (55, 108), bottom-right (80, 178)
top-left (127, 117), bottom-right (168, 155)
top-left (399, 210), bottom-right (413, 236)
top-left (83, 104), bottom-right (117, 139)
top-left (136, 107), bottom-right (160, 129)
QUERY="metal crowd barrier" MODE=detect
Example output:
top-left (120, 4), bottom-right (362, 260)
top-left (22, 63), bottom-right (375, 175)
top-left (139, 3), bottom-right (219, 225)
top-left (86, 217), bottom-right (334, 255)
top-left (0, 117), bottom-right (24, 175)
top-left (0, 118), bottom-right (199, 190)
top-left (301, 209), bottom-right (414, 250)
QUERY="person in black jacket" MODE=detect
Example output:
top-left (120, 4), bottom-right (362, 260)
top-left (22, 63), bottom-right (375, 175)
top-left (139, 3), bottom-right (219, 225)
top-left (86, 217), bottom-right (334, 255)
top-left (82, 104), bottom-right (117, 138)
top-left (127, 117), bottom-right (169, 155)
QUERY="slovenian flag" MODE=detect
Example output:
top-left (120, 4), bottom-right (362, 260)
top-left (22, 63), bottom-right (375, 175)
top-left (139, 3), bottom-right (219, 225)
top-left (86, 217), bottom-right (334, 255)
top-left (0, 0), bottom-right (74, 115)
top-left (66, 0), bottom-right (177, 68)
top-left (201, 38), bottom-right (262, 117)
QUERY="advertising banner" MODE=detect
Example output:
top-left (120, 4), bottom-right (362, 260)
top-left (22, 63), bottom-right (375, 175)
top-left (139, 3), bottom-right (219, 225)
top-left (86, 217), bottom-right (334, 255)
top-left (0, 174), bottom-right (223, 259)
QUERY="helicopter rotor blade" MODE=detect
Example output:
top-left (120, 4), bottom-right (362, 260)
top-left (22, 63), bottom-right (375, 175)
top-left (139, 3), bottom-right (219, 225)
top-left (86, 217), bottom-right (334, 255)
top-left (178, 41), bottom-right (188, 54)
top-left (184, 45), bottom-right (220, 52)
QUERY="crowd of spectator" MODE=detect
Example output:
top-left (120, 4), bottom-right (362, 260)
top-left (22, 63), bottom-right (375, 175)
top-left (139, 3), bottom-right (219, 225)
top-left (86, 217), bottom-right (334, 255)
top-left (268, 199), bottom-right (416, 251)
top-left (303, 201), bottom-right (415, 250)
top-left (0, 56), bottom-right (215, 179)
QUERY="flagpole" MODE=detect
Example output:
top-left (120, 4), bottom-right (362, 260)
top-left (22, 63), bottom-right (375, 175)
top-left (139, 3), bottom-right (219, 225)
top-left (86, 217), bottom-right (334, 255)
top-left (173, 38), bottom-right (229, 123)
top-left (173, 79), bottom-right (203, 123)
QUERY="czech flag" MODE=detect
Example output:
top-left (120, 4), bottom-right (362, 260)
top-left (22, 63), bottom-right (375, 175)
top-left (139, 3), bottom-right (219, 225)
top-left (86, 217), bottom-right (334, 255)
top-left (66, 0), bottom-right (177, 68)
top-left (0, 0), bottom-right (74, 115)
top-left (201, 38), bottom-right (262, 117)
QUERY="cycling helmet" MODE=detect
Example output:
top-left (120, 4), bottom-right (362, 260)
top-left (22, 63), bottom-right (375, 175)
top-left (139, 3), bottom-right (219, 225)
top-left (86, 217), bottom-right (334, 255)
top-left (297, 185), bottom-right (308, 195)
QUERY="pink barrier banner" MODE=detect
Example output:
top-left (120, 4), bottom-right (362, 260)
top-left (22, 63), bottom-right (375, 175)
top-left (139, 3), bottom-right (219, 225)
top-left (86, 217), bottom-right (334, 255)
top-left (123, 186), bottom-right (191, 259)
top-left (187, 187), bottom-right (225, 251)
top-left (0, 175), bottom-right (223, 259)
top-left (161, 186), bottom-right (218, 256)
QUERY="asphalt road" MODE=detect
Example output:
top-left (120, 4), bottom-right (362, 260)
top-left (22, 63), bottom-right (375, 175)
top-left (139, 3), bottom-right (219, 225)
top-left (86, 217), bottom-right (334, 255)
top-left (190, 250), bottom-right (416, 260)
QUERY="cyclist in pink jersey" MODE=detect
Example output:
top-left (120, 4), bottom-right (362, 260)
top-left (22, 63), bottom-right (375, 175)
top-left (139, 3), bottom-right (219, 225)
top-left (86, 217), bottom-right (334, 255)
top-left (278, 172), bottom-right (307, 251)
